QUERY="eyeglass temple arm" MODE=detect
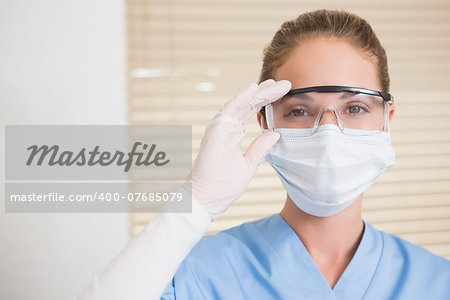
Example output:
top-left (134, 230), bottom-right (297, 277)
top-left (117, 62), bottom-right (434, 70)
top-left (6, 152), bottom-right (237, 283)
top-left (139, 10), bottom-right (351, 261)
top-left (265, 104), bottom-right (275, 131)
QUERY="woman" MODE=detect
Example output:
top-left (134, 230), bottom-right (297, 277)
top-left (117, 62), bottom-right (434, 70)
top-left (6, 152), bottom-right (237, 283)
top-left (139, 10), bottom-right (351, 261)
top-left (78, 9), bottom-right (450, 300)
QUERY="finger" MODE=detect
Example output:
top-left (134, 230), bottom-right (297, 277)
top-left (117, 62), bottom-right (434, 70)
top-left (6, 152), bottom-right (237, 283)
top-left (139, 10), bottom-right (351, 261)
top-left (258, 79), bottom-right (275, 89)
top-left (251, 80), bottom-right (291, 108)
top-left (220, 80), bottom-right (290, 129)
top-left (235, 80), bottom-right (290, 109)
top-left (239, 80), bottom-right (291, 124)
top-left (243, 131), bottom-right (280, 169)
top-left (220, 83), bottom-right (258, 117)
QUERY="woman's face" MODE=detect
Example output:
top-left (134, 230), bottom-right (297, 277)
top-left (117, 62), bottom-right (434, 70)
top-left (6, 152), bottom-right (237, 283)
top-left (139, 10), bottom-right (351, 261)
top-left (261, 36), bottom-right (394, 129)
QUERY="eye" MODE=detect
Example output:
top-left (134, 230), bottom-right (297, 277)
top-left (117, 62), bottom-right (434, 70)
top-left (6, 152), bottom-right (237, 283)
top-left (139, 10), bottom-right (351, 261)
top-left (287, 108), bottom-right (310, 117)
top-left (347, 105), bottom-right (368, 114)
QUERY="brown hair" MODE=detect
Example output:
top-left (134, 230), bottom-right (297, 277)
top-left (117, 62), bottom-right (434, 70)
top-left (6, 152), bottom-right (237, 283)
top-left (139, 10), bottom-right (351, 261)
top-left (259, 9), bottom-right (390, 92)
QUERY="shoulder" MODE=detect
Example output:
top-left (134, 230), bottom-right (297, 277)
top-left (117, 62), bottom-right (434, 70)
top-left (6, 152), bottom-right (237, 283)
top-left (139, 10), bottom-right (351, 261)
top-left (378, 228), bottom-right (450, 279)
top-left (360, 223), bottom-right (450, 299)
top-left (188, 214), bottom-right (276, 260)
top-left (162, 215), bottom-right (279, 298)
top-left (380, 229), bottom-right (449, 263)
top-left (174, 214), bottom-right (281, 277)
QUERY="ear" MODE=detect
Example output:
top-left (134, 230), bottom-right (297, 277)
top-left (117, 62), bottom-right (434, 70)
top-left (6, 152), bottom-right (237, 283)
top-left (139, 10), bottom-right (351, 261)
top-left (388, 104), bottom-right (395, 122)
top-left (257, 111), bottom-right (268, 130)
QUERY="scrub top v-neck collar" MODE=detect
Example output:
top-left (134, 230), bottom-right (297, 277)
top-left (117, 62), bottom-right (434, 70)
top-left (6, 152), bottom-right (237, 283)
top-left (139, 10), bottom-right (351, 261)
top-left (260, 214), bottom-right (383, 300)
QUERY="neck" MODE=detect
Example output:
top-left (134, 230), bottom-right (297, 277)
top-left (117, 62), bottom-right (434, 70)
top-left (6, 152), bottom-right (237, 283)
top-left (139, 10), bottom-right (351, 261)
top-left (280, 195), bottom-right (364, 288)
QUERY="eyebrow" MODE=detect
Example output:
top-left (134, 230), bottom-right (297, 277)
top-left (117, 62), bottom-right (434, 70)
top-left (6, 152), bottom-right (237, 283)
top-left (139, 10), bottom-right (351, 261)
top-left (339, 91), bottom-right (358, 99)
top-left (292, 93), bottom-right (315, 100)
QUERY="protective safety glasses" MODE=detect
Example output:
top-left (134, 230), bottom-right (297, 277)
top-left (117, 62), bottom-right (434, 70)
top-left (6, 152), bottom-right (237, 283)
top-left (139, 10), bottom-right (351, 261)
top-left (264, 85), bottom-right (394, 135)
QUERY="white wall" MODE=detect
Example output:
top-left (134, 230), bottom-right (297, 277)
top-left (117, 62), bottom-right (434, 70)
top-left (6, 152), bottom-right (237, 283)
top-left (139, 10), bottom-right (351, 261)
top-left (0, 1), bottom-right (128, 299)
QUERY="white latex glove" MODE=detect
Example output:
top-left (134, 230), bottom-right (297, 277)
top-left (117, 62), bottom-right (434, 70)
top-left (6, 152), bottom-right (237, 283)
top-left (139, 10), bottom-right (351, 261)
top-left (76, 198), bottom-right (211, 300)
top-left (75, 79), bottom-right (291, 300)
top-left (189, 79), bottom-right (292, 220)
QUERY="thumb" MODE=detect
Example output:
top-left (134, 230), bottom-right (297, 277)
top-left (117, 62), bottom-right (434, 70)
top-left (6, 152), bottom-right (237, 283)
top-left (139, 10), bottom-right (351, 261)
top-left (244, 131), bottom-right (280, 169)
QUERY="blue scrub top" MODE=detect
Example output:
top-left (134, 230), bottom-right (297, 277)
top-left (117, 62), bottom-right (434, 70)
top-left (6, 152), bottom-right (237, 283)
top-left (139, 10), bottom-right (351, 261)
top-left (161, 214), bottom-right (450, 299)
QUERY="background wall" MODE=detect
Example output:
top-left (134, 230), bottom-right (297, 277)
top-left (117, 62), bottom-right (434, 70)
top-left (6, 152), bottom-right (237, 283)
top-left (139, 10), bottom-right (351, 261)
top-left (0, 1), bottom-right (128, 299)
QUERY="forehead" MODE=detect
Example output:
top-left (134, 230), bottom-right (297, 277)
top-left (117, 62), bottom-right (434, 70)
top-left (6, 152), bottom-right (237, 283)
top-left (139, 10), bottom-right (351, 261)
top-left (274, 37), bottom-right (381, 91)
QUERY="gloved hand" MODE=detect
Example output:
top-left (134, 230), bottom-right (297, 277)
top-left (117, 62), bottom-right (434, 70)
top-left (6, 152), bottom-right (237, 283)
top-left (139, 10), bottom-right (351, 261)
top-left (188, 79), bottom-right (292, 220)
